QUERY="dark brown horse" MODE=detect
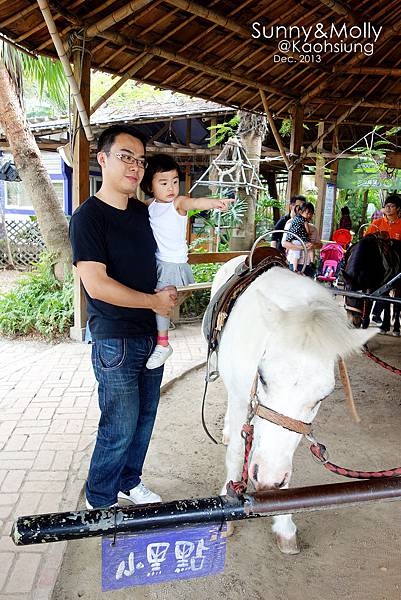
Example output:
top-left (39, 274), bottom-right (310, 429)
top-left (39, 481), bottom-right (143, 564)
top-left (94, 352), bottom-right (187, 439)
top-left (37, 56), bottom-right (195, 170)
top-left (342, 234), bottom-right (401, 335)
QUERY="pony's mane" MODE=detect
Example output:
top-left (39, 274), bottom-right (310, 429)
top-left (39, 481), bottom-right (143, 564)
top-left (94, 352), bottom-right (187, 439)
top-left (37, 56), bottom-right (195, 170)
top-left (252, 267), bottom-right (371, 359)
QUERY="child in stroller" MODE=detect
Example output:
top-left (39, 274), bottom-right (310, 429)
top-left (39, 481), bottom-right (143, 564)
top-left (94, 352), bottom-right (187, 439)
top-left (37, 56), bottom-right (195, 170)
top-left (317, 242), bottom-right (345, 284)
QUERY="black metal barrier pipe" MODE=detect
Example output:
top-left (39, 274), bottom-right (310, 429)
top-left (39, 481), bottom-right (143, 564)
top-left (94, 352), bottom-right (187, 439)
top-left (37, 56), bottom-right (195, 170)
top-left (12, 477), bottom-right (401, 546)
top-left (331, 289), bottom-right (400, 305)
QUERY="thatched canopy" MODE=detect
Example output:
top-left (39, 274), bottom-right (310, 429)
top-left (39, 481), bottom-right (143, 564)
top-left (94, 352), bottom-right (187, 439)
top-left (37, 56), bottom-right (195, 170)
top-left (1, 0), bottom-right (400, 132)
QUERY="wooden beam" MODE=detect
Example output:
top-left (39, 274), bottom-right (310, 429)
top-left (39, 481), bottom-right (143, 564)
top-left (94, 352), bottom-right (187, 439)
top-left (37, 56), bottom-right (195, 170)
top-left (316, 0), bottom-right (357, 20)
top-left (90, 53), bottom-right (153, 115)
top-left (259, 90), bottom-right (291, 170)
top-left (188, 251), bottom-right (248, 264)
top-left (287, 105), bottom-right (304, 200)
top-left (70, 38), bottom-right (91, 342)
top-left (300, 16), bottom-right (401, 105)
top-left (307, 97), bottom-right (401, 109)
top-left (86, 0), bottom-right (155, 37)
top-left (314, 122), bottom-right (326, 238)
top-left (0, 32), bottom-right (37, 57)
top-left (98, 29), bottom-right (295, 99)
top-left (333, 66), bottom-right (401, 77)
top-left (295, 99), bottom-right (365, 164)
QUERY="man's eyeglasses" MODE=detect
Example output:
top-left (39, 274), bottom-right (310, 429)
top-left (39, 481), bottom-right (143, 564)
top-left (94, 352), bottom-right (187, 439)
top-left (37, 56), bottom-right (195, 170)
top-left (106, 152), bottom-right (147, 169)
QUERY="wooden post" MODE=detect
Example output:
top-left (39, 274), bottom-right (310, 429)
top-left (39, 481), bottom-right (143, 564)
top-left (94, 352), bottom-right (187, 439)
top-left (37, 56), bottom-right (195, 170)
top-left (70, 38), bottom-right (91, 342)
top-left (314, 122), bottom-right (326, 237)
top-left (265, 171), bottom-right (280, 222)
top-left (287, 105), bottom-right (304, 201)
top-left (329, 126), bottom-right (339, 233)
top-left (209, 117), bottom-right (218, 197)
top-left (259, 89), bottom-right (291, 170)
top-left (185, 119), bottom-right (192, 243)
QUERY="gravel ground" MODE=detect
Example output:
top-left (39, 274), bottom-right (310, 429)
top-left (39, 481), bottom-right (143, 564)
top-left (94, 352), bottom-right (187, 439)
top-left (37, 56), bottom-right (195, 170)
top-left (53, 334), bottom-right (401, 600)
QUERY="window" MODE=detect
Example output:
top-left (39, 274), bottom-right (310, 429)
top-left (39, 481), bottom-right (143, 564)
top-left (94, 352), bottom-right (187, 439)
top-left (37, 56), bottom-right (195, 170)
top-left (90, 176), bottom-right (102, 196)
top-left (4, 180), bottom-right (64, 209)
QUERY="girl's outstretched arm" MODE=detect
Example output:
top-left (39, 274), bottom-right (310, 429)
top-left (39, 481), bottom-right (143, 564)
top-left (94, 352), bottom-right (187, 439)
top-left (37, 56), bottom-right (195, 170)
top-left (174, 195), bottom-right (234, 214)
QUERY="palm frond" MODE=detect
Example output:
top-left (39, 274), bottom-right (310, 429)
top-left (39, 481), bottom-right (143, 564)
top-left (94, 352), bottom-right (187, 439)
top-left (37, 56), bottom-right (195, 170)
top-left (0, 40), bottom-right (24, 99)
top-left (0, 40), bottom-right (67, 111)
top-left (20, 54), bottom-right (67, 111)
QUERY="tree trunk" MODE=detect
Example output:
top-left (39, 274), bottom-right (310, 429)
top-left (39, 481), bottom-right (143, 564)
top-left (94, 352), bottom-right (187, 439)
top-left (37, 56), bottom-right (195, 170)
top-left (229, 112), bottom-right (265, 250)
top-left (361, 189), bottom-right (369, 226)
top-left (265, 171), bottom-right (280, 222)
top-left (0, 62), bottom-right (71, 278)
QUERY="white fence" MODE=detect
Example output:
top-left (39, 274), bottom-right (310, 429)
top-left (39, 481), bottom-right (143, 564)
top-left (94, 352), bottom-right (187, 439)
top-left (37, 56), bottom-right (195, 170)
top-left (0, 219), bottom-right (45, 269)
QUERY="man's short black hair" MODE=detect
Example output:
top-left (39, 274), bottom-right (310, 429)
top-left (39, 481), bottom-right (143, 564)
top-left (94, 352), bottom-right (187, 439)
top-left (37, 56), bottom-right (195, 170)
top-left (384, 194), bottom-right (401, 209)
top-left (97, 125), bottom-right (147, 154)
top-left (289, 194), bottom-right (306, 205)
top-left (140, 154), bottom-right (182, 196)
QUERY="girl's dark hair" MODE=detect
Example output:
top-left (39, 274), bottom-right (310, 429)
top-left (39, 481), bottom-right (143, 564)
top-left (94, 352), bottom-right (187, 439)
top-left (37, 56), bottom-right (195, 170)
top-left (299, 201), bottom-right (315, 214)
top-left (140, 154), bottom-right (182, 195)
top-left (341, 206), bottom-right (350, 215)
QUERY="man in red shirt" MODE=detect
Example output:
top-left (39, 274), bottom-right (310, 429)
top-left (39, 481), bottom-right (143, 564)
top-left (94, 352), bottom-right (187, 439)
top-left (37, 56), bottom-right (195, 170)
top-left (365, 194), bottom-right (401, 240)
top-left (365, 194), bottom-right (401, 330)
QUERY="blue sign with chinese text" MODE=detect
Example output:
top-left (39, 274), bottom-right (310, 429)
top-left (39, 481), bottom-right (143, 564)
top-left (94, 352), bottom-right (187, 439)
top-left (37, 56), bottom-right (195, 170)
top-left (101, 523), bottom-right (227, 590)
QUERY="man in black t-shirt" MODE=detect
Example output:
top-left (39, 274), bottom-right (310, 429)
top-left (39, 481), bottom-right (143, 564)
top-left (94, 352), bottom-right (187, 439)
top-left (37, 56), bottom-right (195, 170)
top-left (69, 125), bottom-right (177, 509)
top-left (271, 195), bottom-right (306, 251)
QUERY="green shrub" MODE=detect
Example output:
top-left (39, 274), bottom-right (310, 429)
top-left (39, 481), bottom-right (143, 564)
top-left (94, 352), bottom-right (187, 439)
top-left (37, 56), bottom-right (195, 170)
top-left (0, 255), bottom-right (73, 338)
top-left (180, 262), bottom-right (220, 320)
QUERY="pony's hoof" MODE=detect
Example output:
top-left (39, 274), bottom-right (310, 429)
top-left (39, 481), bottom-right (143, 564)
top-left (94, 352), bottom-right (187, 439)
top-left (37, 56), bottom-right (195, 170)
top-left (276, 533), bottom-right (300, 555)
top-left (392, 331), bottom-right (400, 337)
top-left (225, 521), bottom-right (235, 537)
top-left (222, 433), bottom-right (230, 445)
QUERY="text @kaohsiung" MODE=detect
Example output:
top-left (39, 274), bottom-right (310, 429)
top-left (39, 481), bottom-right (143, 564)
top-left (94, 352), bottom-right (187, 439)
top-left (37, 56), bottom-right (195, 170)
top-left (251, 22), bottom-right (383, 62)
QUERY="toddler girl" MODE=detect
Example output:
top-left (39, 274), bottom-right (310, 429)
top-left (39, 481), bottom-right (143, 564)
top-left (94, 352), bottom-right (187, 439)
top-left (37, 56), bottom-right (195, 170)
top-left (141, 154), bottom-right (232, 369)
top-left (285, 202), bottom-right (314, 272)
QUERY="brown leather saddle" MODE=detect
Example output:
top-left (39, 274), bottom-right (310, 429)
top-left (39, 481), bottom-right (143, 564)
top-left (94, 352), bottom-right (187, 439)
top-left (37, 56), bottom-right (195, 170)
top-left (203, 246), bottom-right (288, 359)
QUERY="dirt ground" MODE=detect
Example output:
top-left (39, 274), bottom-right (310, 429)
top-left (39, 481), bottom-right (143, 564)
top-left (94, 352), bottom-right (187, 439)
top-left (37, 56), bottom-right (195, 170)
top-left (53, 334), bottom-right (401, 600)
top-left (0, 268), bottom-right (26, 294)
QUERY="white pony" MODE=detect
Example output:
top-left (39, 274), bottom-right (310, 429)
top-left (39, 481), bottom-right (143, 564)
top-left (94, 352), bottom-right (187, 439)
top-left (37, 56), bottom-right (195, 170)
top-left (208, 257), bottom-right (376, 554)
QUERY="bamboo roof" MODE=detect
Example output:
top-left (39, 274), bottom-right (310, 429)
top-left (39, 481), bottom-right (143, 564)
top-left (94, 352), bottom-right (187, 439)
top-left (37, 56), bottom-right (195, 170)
top-left (1, 0), bottom-right (401, 129)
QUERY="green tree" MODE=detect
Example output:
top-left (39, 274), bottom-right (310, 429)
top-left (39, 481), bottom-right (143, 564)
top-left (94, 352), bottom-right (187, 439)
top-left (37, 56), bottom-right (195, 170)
top-left (0, 42), bottom-right (71, 278)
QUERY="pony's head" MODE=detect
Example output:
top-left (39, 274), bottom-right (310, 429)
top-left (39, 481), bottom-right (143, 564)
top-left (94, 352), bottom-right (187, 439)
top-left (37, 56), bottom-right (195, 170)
top-left (246, 268), bottom-right (376, 492)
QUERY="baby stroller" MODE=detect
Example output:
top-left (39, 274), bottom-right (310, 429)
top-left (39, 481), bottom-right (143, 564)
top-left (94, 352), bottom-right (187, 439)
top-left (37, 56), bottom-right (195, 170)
top-left (317, 242), bottom-right (345, 285)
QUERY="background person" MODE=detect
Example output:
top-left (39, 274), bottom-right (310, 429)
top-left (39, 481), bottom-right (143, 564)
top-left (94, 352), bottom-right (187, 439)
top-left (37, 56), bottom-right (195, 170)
top-left (364, 194), bottom-right (401, 240)
top-left (285, 202), bottom-right (314, 272)
top-left (271, 194), bottom-right (306, 251)
top-left (282, 203), bottom-right (320, 276)
top-left (364, 194), bottom-right (401, 329)
top-left (339, 206), bottom-right (352, 230)
top-left (69, 125), bottom-right (177, 510)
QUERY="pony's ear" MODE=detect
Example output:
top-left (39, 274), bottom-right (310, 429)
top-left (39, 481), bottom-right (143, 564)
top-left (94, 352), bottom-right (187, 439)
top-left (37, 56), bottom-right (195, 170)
top-left (255, 288), bottom-right (286, 326)
top-left (338, 327), bottom-right (379, 359)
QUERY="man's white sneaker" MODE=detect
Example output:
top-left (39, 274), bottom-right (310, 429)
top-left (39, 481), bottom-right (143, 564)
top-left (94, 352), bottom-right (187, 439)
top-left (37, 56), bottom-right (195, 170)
top-left (118, 482), bottom-right (162, 505)
top-left (146, 344), bottom-right (173, 369)
top-left (85, 499), bottom-right (119, 510)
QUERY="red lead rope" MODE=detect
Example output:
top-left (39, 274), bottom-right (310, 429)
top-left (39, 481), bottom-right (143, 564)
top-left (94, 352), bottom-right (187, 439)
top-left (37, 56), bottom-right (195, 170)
top-left (226, 423), bottom-right (254, 496)
top-left (310, 442), bottom-right (401, 479)
top-left (363, 345), bottom-right (401, 376)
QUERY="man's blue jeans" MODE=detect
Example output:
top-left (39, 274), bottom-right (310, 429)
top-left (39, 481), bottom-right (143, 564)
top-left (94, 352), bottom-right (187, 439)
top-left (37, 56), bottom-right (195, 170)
top-left (86, 336), bottom-right (163, 507)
